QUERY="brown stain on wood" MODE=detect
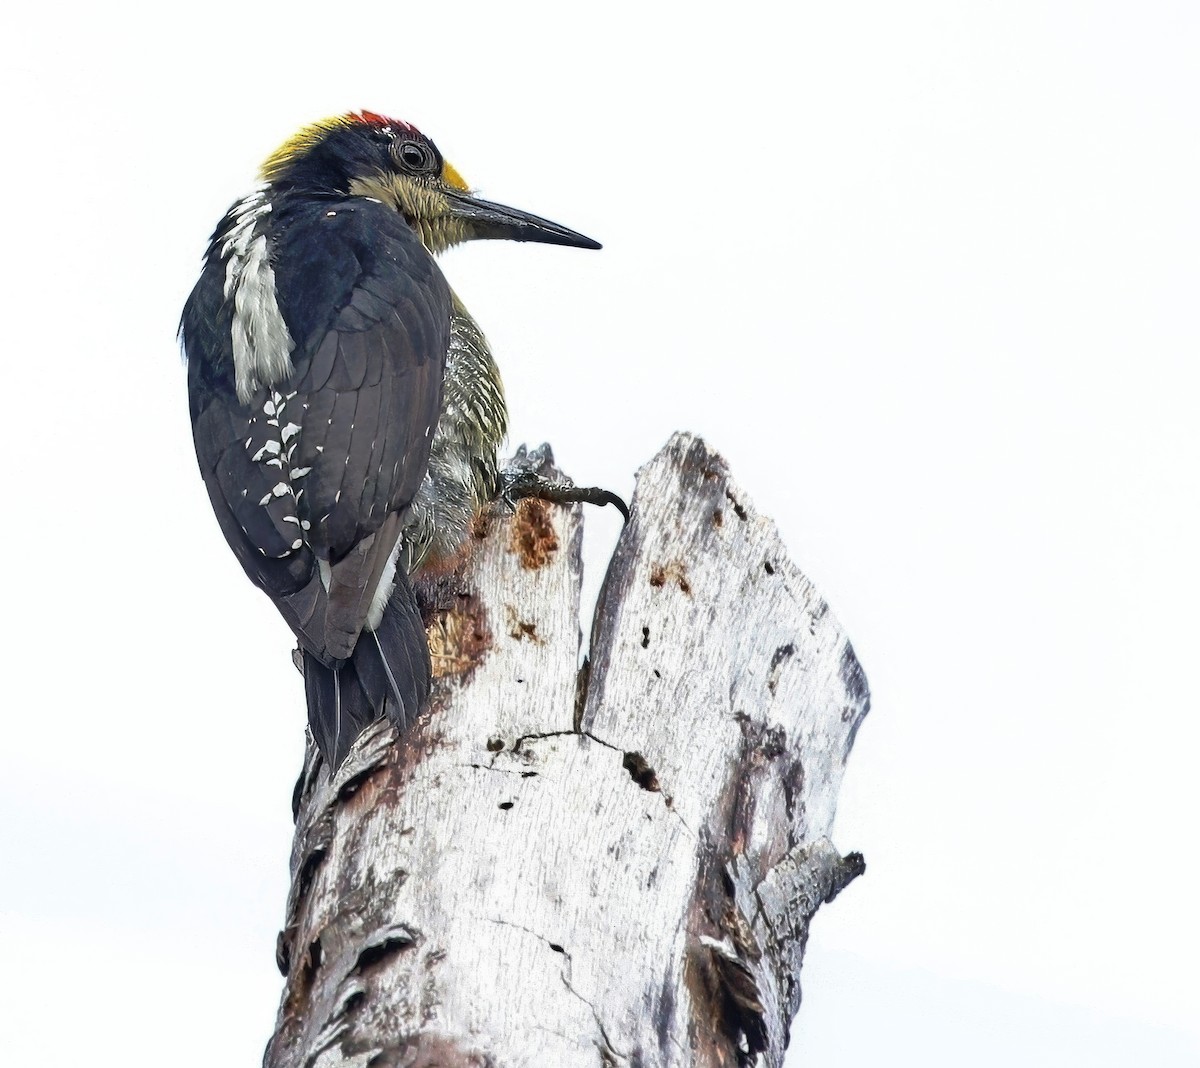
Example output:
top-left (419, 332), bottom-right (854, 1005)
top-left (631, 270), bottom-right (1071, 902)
top-left (504, 605), bottom-right (542, 644)
top-left (649, 560), bottom-right (692, 595)
top-left (425, 590), bottom-right (493, 680)
top-left (368, 1035), bottom-right (494, 1068)
top-left (508, 498), bottom-right (559, 569)
top-left (338, 755), bottom-right (399, 817)
top-left (511, 620), bottom-right (540, 642)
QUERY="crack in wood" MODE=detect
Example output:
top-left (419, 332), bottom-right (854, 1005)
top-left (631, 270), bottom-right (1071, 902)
top-left (507, 728), bottom-right (621, 756)
top-left (561, 971), bottom-right (628, 1065)
top-left (488, 917), bottom-right (569, 959)
top-left (462, 762), bottom-right (539, 777)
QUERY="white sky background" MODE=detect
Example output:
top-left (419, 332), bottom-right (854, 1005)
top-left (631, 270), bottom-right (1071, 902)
top-left (1, 1), bottom-right (1197, 1064)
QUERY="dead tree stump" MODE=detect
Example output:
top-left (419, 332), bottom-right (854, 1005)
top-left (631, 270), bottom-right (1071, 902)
top-left (266, 433), bottom-right (869, 1068)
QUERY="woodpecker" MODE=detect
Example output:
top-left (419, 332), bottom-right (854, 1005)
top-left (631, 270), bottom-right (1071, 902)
top-left (181, 111), bottom-right (605, 767)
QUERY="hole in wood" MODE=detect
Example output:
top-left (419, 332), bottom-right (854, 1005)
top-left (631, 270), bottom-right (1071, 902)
top-left (296, 847), bottom-right (327, 901)
top-left (298, 936), bottom-right (323, 990)
top-left (622, 751), bottom-right (661, 792)
top-left (355, 932), bottom-right (415, 973)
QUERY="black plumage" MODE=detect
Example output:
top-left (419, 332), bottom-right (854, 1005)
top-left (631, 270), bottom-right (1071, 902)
top-left (183, 195), bottom-right (448, 766)
top-left (181, 112), bottom-right (602, 768)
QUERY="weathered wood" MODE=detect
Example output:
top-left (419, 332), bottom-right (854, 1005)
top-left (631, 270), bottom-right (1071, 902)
top-left (266, 433), bottom-right (869, 1068)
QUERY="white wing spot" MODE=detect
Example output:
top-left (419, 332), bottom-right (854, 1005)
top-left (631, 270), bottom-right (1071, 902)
top-left (251, 441), bottom-right (281, 462)
top-left (272, 482), bottom-right (289, 497)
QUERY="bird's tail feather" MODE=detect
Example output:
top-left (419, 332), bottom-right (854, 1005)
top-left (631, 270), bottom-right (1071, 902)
top-left (303, 570), bottom-right (431, 768)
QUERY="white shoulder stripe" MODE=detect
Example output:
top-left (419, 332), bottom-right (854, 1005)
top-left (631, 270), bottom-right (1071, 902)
top-left (222, 188), bottom-right (295, 404)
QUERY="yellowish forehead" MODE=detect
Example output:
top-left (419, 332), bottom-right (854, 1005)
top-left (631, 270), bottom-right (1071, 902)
top-left (259, 114), bottom-right (471, 191)
top-left (259, 115), bottom-right (350, 181)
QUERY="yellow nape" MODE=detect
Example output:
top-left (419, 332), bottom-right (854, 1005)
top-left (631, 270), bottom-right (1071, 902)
top-left (259, 115), bottom-right (354, 181)
top-left (442, 160), bottom-right (470, 192)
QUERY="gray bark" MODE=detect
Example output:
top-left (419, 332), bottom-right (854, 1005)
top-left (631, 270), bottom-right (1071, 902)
top-left (266, 433), bottom-right (869, 1068)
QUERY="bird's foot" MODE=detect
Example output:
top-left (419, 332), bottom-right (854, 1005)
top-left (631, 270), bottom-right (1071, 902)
top-left (501, 469), bottom-right (630, 522)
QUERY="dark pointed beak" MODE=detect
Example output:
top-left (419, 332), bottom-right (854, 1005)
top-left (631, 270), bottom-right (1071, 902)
top-left (446, 191), bottom-right (601, 250)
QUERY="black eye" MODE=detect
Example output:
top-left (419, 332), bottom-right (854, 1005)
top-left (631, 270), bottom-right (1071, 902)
top-left (397, 141), bottom-right (433, 173)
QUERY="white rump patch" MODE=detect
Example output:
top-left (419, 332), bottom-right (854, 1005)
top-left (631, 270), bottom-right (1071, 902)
top-left (365, 539), bottom-right (404, 632)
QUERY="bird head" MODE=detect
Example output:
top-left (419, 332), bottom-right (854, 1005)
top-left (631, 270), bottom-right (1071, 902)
top-left (260, 111), bottom-right (600, 255)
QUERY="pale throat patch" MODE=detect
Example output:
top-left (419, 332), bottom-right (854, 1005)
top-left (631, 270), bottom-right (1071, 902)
top-left (222, 188), bottom-right (295, 404)
top-left (347, 172), bottom-right (469, 254)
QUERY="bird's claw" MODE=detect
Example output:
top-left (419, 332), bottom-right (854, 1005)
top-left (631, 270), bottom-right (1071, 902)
top-left (500, 471), bottom-right (630, 522)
